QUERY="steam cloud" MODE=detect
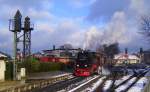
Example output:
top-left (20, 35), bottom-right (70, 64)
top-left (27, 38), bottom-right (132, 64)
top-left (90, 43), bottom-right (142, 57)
top-left (83, 0), bottom-right (150, 50)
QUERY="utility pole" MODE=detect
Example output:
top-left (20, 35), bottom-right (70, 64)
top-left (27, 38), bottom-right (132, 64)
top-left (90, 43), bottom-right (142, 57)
top-left (13, 31), bottom-right (17, 80)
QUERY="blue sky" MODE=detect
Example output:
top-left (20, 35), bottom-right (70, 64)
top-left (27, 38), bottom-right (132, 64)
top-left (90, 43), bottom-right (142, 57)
top-left (0, 0), bottom-right (150, 55)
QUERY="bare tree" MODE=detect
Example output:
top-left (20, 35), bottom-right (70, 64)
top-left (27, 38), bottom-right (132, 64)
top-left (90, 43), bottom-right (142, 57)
top-left (140, 16), bottom-right (150, 42)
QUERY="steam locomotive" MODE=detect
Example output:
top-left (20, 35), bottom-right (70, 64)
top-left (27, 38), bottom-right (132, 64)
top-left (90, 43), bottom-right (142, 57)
top-left (74, 51), bottom-right (106, 76)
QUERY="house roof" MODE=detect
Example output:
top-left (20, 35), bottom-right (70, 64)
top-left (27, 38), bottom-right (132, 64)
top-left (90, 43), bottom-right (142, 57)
top-left (43, 48), bottom-right (80, 52)
top-left (0, 51), bottom-right (9, 58)
top-left (114, 53), bottom-right (140, 60)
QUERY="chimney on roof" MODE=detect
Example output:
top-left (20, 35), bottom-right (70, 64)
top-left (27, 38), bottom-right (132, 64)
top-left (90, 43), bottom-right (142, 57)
top-left (125, 48), bottom-right (128, 54)
top-left (53, 45), bottom-right (55, 50)
top-left (140, 48), bottom-right (143, 54)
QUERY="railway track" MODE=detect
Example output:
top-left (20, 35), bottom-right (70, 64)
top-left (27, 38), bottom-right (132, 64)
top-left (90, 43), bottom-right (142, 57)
top-left (68, 75), bottom-right (100, 92)
top-left (114, 70), bottom-right (148, 92)
top-left (114, 70), bottom-right (136, 89)
top-left (95, 75), bottom-right (111, 92)
top-left (32, 76), bottom-right (85, 92)
top-left (35, 75), bottom-right (101, 92)
top-left (94, 69), bottom-right (148, 92)
top-left (121, 70), bottom-right (148, 92)
top-left (33, 68), bottom-right (149, 92)
top-left (99, 74), bottom-right (119, 92)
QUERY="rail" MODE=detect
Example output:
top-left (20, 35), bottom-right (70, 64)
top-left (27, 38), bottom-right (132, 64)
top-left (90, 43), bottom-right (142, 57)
top-left (0, 74), bottom-right (72, 92)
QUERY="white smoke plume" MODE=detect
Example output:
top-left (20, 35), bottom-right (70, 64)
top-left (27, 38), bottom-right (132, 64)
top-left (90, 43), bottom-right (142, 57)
top-left (83, 0), bottom-right (150, 51)
top-left (83, 11), bottom-right (129, 50)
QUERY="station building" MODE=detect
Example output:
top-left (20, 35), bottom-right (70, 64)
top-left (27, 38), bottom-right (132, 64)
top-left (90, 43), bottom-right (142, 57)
top-left (33, 45), bottom-right (81, 64)
top-left (114, 53), bottom-right (140, 65)
top-left (0, 51), bottom-right (8, 81)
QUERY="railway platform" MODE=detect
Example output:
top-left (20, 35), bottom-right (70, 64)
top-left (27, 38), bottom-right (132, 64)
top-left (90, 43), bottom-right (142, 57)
top-left (0, 81), bottom-right (25, 91)
top-left (0, 71), bottom-right (71, 92)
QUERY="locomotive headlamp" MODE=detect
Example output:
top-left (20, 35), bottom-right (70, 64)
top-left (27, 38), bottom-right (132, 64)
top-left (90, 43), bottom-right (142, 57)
top-left (85, 65), bottom-right (87, 67)
top-left (77, 64), bottom-right (79, 67)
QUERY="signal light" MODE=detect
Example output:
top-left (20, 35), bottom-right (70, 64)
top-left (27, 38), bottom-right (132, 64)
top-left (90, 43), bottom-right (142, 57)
top-left (14, 10), bottom-right (22, 32)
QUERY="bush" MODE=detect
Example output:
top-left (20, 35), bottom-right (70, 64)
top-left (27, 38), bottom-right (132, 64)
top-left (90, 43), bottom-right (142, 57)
top-left (17, 57), bottom-right (67, 73)
top-left (5, 62), bottom-right (13, 80)
top-left (30, 61), bottom-right (41, 72)
top-left (39, 62), bottom-right (64, 72)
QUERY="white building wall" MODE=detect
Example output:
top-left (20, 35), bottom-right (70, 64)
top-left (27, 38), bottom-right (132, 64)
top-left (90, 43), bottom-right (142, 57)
top-left (0, 60), bottom-right (6, 81)
top-left (20, 68), bottom-right (26, 78)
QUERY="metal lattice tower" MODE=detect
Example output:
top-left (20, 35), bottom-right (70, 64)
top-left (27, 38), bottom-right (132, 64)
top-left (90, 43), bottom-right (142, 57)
top-left (9, 10), bottom-right (22, 80)
top-left (22, 16), bottom-right (33, 61)
top-left (9, 10), bottom-right (34, 80)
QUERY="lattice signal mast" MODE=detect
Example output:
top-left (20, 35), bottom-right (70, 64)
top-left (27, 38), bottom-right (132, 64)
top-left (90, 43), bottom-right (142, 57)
top-left (22, 16), bottom-right (33, 61)
top-left (9, 10), bottom-right (34, 80)
top-left (9, 10), bottom-right (22, 80)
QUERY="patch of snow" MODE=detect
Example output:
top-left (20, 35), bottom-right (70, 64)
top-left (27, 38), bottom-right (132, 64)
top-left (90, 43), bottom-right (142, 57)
top-left (115, 77), bottom-right (136, 92)
top-left (127, 69), bottom-right (134, 75)
top-left (103, 80), bottom-right (113, 91)
top-left (102, 67), bottom-right (110, 76)
top-left (146, 66), bottom-right (150, 70)
top-left (51, 73), bottom-right (72, 78)
top-left (128, 77), bottom-right (148, 92)
top-left (145, 71), bottom-right (150, 77)
top-left (135, 69), bottom-right (146, 74)
top-left (115, 75), bottom-right (132, 86)
top-left (80, 76), bottom-right (106, 92)
top-left (90, 76), bottom-right (106, 92)
top-left (68, 75), bottom-right (99, 92)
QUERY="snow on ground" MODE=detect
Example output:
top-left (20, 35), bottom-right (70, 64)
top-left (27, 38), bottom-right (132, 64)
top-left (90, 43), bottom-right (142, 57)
top-left (68, 75), bottom-right (99, 92)
top-left (135, 69), bottom-right (147, 74)
top-left (80, 76), bottom-right (106, 92)
top-left (51, 73), bottom-right (72, 78)
top-left (128, 77), bottom-right (148, 92)
top-left (28, 71), bottom-right (72, 80)
top-left (146, 67), bottom-right (150, 70)
top-left (115, 68), bottom-right (134, 86)
top-left (115, 77), bottom-right (136, 92)
top-left (103, 80), bottom-right (113, 92)
top-left (145, 70), bottom-right (150, 77)
top-left (127, 69), bottom-right (134, 75)
top-left (89, 76), bottom-right (106, 92)
top-left (115, 75), bottom-right (132, 86)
